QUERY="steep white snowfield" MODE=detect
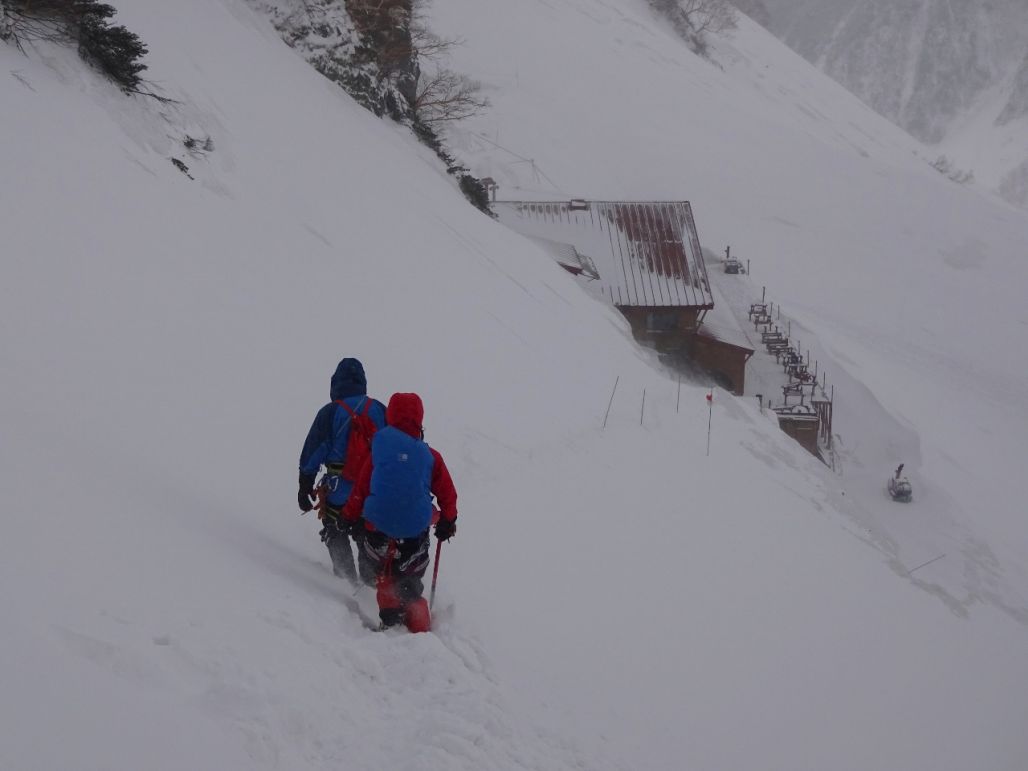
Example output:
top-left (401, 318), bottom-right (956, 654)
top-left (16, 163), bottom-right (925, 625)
top-left (2, 3), bottom-right (1028, 771)
top-left (432, 0), bottom-right (1028, 607)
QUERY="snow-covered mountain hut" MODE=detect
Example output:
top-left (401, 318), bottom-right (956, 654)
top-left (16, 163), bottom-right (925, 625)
top-left (495, 199), bottom-right (752, 393)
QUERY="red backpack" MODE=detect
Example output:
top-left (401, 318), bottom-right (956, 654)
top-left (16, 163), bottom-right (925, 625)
top-left (336, 398), bottom-right (377, 482)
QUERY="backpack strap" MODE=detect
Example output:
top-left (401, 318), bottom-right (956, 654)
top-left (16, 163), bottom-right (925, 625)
top-left (335, 396), bottom-right (369, 419)
top-left (331, 397), bottom-right (368, 453)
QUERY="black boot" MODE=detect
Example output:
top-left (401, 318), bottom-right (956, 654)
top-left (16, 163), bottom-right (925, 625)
top-left (379, 607), bottom-right (404, 628)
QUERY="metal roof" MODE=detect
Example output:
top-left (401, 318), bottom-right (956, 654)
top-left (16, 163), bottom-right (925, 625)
top-left (495, 200), bottom-right (714, 308)
top-left (524, 236), bottom-right (600, 280)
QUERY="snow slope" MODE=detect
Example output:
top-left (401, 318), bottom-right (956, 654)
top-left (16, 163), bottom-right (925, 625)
top-left (2, 2), bottom-right (1028, 771)
top-left (431, 0), bottom-right (1028, 599)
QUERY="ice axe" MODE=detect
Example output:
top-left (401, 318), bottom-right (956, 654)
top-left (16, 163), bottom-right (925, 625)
top-left (429, 539), bottom-right (442, 611)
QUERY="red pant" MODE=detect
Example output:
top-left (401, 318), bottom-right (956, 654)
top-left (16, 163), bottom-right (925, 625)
top-left (361, 529), bottom-right (431, 632)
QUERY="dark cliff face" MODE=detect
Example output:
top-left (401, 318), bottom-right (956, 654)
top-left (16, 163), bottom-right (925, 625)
top-left (345, 0), bottom-right (419, 119)
top-left (245, 0), bottom-right (490, 214)
top-left (251, 0), bottom-right (418, 122)
top-left (997, 53), bottom-right (1028, 127)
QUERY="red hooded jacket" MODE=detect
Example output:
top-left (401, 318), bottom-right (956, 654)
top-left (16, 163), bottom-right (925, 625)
top-left (342, 392), bottom-right (457, 529)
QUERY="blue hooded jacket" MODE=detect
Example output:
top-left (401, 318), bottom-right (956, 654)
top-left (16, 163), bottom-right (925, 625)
top-left (299, 358), bottom-right (387, 502)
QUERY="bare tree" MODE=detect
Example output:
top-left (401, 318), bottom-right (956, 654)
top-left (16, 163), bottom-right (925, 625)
top-left (369, 0), bottom-right (463, 72)
top-left (410, 24), bottom-right (458, 61)
top-left (649, 0), bottom-right (738, 53)
top-left (415, 67), bottom-right (488, 125)
top-left (681, 0), bottom-right (737, 36)
top-left (406, 0), bottom-right (488, 125)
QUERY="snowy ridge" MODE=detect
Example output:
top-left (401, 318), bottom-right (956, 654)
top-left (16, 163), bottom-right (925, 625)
top-left (2, 0), bottom-right (1028, 770)
top-left (757, 0), bottom-right (1028, 208)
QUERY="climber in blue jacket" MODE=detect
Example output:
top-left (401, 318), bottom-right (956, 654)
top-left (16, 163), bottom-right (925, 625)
top-left (298, 358), bottom-right (386, 581)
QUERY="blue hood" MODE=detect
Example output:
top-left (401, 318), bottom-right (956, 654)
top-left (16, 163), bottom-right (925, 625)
top-left (330, 358), bottom-right (367, 401)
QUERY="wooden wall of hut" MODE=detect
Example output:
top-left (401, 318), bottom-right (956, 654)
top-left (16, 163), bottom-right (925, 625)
top-left (617, 306), bottom-right (701, 352)
top-left (776, 413), bottom-right (820, 457)
top-left (686, 333), bottom-right (749, 396)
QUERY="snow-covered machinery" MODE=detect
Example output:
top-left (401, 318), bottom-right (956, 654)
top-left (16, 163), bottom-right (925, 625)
top-left (723, 245), bottom-right (743, 274)
top-left (888, 464), bottom-right (913, 502)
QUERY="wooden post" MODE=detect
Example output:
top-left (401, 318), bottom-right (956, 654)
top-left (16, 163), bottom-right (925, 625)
top-left (706, 390), bottom-right (713, 456)
top-left (828, 390), bottom-right (834, 449)
top-left (907, 554), bottom-right (946, 576)
top-left (602, 376), bottom-right (619, 430)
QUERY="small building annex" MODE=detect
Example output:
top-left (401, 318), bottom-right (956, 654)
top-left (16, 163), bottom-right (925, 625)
top-left (495, 199), bottom-right (753, 394)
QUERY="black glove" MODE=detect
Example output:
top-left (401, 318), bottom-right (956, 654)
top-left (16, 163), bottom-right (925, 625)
top-left (320, 511), bottom-right (344, 542)
top-left (342, 517), bottom-right (366, 538)
top-left (435, 517), bottom-right (456, 542)
top-left (298, 472), bottom-right (316, 512)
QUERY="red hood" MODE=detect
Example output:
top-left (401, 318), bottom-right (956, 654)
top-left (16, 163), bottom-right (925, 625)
top-left (387, 392), bottom-right (424, 438)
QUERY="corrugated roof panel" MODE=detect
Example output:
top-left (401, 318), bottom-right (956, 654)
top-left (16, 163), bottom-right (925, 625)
top-left (495, 200), bottom-right (714, 309)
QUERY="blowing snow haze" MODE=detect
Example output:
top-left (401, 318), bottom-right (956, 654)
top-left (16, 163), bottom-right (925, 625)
top-left (754, 0), bottom-right (1028, 208)
top-left (3, 0), bottom-right (1028, 770)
